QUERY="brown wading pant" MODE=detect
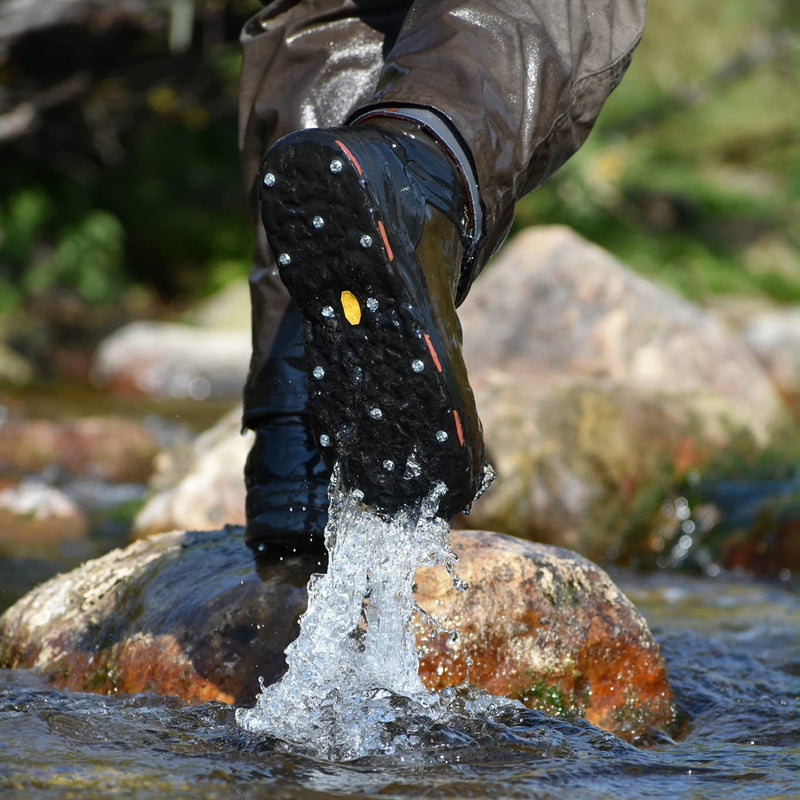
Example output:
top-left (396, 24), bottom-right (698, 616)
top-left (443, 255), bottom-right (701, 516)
top-left (239, 0), bottom-right (646, 426)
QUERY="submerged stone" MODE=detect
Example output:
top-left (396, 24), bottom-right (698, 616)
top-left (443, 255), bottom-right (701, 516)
top-left (0, 527), bottom-right (675, 742)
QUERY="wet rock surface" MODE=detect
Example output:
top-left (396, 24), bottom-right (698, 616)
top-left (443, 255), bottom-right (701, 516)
top-left (415, 531), bottom-right (675, 739)
top-left (0, 528), bottom-right (674, 742)
top-left (703, 477), bottom-right (800, 579)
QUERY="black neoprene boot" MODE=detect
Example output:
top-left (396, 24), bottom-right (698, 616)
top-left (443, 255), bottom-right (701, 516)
top-left (244, 302), bottom-right (329, 559)
top-left (244, 413), bottom-right (330, 557)
top-left (258, 120), bottom-right (487, 520)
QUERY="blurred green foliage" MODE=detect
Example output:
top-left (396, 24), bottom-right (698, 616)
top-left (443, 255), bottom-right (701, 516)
top-left (514, 0), bottom-right (798, 302)
top-left (0, 1), bottom-right (258, 315)
top-left (0, 0), bottom-right (796, 315)
top-left (1, 189), bottom-right (125, 307)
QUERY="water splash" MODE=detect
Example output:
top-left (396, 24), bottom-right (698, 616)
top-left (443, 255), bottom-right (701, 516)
top-left (236, 469), bottom-right (509, 760)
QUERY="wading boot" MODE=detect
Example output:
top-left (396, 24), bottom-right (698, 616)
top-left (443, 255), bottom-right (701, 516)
top-left (258, 120), bottom-right (486, 520)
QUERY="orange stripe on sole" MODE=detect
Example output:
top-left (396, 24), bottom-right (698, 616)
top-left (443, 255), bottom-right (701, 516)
top-left (453, 410), bottom-right (465, 447)
top-left (335, 140), bottom-right (363, 176)
top-left (423, 334), bottom-right (443, 373)
top-left (377, 220), bottom-right (394, 262)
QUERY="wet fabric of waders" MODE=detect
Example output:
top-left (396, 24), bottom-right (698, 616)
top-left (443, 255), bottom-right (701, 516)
top-left (239, 0), bottom-right (645, 426)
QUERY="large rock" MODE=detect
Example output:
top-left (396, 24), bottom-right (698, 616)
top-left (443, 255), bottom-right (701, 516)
top-left (742, 306), bottom-right (799, 418)
top-left (414, 531), bottom-right (674, 739)
top-left (91, 320), bottom-right (250, 401)
top-left (0, 528), bottom-right (675, 742)
top-left (461, 227), bottom-right (785, 437)
top-left (132, 407), bottom-right (250, 536)
top-left (456, 227), bottom-right (796, 560)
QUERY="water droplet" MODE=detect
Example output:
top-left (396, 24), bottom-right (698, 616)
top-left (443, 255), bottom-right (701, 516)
top-left (435, 430), bottom-right (448, 442)
top-left (312, 215), bottom-right (325, 230)
top-left (263, 172), bottom-right (276, 187)
top-left (360, 234), bottom-right (373, 248)
top-left (383, 459), bottom-right (395, 471)
top-left (403, 454), bottom-right (422, 480)
top-left (369, 408), bottom-right (383, 420)
top-left (411, 359), bottom-right (424, 373)
top-left (675, 496), bottom-right (691, 521)
top-left (475, 462), bottom-right (496, 499)
top-left (319, 434), bottom-right (330, 446)
top-left (278, 252), bottom-right (291, 267)
top-left (330, 158), bottom-right (343, 173)
top-left (366, 297), bottom-right (378, 312)
top-left (321, 305), bottom-right (334, 318)
top-left (312, 365), bottom-right (325, 380)
top-left (351, 366), bottom-right (363, 383)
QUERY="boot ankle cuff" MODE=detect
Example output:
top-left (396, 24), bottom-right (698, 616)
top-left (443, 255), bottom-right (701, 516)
top-left (349, 105), bottom-right (483, 269)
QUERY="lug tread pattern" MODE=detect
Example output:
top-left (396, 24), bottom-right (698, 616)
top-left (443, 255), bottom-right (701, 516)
top-left (260, 131), bottom-right (479, 518)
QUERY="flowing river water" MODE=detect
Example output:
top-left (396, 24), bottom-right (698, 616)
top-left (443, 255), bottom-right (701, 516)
top-left (0, 391), bottom-right (797, 798)
top-left (1, 511), bottom-right (798, 796)
top-left (1, 570), bottom-right (797, 799)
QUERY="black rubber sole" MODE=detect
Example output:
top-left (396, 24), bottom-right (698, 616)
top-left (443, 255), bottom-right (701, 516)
top-left (259, 129), bottom-right (482, 519)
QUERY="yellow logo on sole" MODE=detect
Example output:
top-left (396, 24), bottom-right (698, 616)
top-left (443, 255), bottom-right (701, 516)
top-left (340, 291), bottom-right (361, 326)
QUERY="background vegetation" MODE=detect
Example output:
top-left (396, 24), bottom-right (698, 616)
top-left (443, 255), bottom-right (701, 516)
top-left (0, 0), bottom-right (797, 327)
top-left (517, 1), bottom-right (798, 303)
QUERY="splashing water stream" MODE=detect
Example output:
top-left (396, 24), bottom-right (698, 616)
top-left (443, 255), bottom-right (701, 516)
top-left (236, 473), bottom-right (508, 760)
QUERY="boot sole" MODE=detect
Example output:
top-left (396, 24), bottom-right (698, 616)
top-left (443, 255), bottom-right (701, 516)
top-left (259, 130), bottom-right (482, 519)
